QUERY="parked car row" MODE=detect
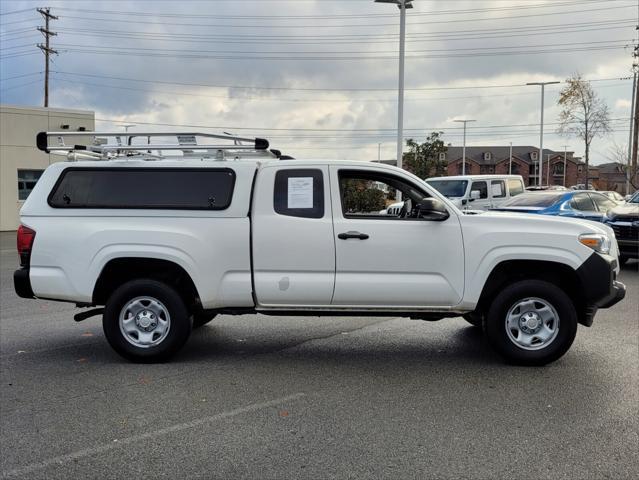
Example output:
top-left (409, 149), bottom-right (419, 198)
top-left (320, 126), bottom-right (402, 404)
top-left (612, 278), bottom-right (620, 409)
top-left (423, 174), bottom-right (637, 265)
top-left (493, 189), bottom-right (638, 264)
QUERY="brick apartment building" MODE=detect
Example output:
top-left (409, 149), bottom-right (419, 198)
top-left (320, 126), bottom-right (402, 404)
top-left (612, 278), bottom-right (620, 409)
top-left (442, 146), bottom-right (582, 187)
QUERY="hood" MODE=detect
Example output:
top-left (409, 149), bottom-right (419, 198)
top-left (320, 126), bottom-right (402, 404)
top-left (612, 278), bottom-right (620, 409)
top-left (478, 210), bottom-right (614, 237)
top-left (607, 203), bottom-right (639, 221)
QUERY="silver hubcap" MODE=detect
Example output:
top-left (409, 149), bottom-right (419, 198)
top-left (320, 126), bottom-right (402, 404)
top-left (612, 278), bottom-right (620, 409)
top-left (119, 296), bottom-right (171, 348)
top-left (505, 297), bottom-right (559, 351)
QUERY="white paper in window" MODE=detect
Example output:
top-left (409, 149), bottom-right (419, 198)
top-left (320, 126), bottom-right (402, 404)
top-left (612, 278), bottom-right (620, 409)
top-left (288, 177), bottom-right (313, 208)
top-left (491, 183), bottom-right (503, 196)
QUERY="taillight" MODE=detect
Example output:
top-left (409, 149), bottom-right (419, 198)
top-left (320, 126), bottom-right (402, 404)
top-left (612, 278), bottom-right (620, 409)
top-left (17, 225), bottom-right (36, 267)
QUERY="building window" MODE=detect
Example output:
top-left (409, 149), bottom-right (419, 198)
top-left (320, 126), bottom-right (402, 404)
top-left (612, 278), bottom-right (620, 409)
top-left (483, 152), bottom-right (492, 161)
top-left (18, 169), bottom-right (44, 201)
top-left (553, 163), bottom-right (565, 176)
top-left (510, 163), bottom-right (521, 174)
top-left (438, 152), bottom-right (446, 161)
top-left (531, 151), bottom-right (538, 161)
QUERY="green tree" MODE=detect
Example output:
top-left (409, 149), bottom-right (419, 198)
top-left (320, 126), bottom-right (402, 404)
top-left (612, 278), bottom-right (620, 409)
top-left (341, 179), bottom-right (387, 213)
top-left (403, 131), bottom-right (448, 179)
top-left (557, 73), bottom-right (611, 186)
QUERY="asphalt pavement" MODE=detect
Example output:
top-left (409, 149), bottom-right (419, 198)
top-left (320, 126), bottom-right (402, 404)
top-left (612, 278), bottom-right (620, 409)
top-left (1, 231), bottom-right (637, 479)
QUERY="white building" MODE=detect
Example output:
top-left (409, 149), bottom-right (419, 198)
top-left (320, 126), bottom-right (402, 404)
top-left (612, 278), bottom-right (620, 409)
top-left (0, 105), bottom-right (95, 231)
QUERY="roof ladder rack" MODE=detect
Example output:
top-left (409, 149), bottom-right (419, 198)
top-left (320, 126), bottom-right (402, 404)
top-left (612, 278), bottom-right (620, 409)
top-left (36, 131), bottom-right (274, 161)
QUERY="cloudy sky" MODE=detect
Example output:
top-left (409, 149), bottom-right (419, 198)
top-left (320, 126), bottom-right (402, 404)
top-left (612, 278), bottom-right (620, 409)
top-left (1, 0), bottom-right (637, 163)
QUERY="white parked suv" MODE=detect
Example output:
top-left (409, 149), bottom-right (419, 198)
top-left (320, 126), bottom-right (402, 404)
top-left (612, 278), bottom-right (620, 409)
top-left (426, 174), bottom-right (526, 210)
top-left (14, 132), bottom-right (626, 365)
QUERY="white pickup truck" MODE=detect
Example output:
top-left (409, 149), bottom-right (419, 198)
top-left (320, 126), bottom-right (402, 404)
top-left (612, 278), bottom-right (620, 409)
top-left (14, 132), bottom-right (626, 365)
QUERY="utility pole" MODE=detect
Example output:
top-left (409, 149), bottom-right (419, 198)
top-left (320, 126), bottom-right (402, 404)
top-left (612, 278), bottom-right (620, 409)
top-left (562, 145), bottom-right (570, 187)
top-left (632, 41), bottom-right (639, 187)
top-left (37, 8), bottom-right (58, 108)
top-left (454, 119), bottom-right (475, 175)
top-left (509, 142), bottom-right (513, 174)
top-left (627, 66), bottom-right (636, 195)
top-left (546, 153), bottom-right (551, 186)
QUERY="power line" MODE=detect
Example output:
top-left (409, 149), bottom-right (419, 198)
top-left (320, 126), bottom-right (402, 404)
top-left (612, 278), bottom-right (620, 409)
top-left (54, 1), bottom-right (612, 20)
top-left (49, 75), bottom-right (630, 103)
top-left (55, 44), bottom-right (626, 61)
top-left (52, 18), bottom-right (632, 41)
top-left (53, 38), bottom-right (629, 56)
top-left (53, 4), bottom-right (634, 29)
top-left (92, 117), bottom-right (628, 133)
top-left (51, 70), bottom-right (630, 92)
top-left (0, 8), bottom-right (33, 17)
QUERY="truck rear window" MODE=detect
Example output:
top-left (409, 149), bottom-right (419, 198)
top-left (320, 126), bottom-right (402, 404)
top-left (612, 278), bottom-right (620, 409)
top-left (48, 167), bottom-right (235, 210)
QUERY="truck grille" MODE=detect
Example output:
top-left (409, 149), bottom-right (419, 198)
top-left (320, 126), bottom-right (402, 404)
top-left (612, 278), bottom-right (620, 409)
top-left (610, 223), bottom-right (639, 241)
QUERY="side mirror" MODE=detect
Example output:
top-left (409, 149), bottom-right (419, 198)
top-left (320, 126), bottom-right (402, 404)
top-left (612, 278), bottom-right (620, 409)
top-left (416, 198), bottom-right (450, 221)
top-left (470, 190), bottom-right (481, 200)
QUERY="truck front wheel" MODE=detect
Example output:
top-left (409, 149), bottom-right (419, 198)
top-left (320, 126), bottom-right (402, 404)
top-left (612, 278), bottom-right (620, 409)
top-left (485, 280), bottom-right (577, 366)
top-left (103, 279), bottom-right (192, 362)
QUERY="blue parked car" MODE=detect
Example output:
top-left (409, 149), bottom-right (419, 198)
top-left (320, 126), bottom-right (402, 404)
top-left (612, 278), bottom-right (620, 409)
top-left (492, 190), bottom-right (618, 222)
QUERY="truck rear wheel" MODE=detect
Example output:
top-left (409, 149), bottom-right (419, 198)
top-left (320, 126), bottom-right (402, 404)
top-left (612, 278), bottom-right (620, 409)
top-left (485, 280), bottom-right (577, 366)
top-left (103, 279), bottom-right (192, 362)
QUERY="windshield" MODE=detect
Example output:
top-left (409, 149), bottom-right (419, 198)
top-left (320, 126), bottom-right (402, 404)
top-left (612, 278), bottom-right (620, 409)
top-left (630, 192), bottom-right (639, 203)
top-left (500, 192), bottom-right (565, 208)
top-left (426, 179), bottom-right (468, 198)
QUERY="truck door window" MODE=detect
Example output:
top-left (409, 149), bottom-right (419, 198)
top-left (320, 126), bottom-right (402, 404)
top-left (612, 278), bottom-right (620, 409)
top-left (273, 168), bottom-right (324, 219)
top-left (338, 170), bottom-right (429, 219)
top-left (470, 181), bottom-right (488, 199)
top-left (490, 180), bottom-right (506, 198)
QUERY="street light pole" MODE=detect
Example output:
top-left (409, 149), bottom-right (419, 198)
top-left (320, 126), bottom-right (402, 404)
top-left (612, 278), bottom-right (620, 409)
top-left (527, 81), bottom-right (560, 186)
top-left (454, 119), bottom-right (475, 175)
top-left (374, 0), bottom-right (413, 172)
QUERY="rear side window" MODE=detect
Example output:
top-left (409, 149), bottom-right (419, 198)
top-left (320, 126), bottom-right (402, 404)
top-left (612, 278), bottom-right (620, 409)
top-left (571, 193), bottom-right (596, 212)
top-left (507, 178), bottom-right (524, 197)
top-left (273, 168), bottom-right (324, 219)
top-left (48, 168), bottom-right (235, 209)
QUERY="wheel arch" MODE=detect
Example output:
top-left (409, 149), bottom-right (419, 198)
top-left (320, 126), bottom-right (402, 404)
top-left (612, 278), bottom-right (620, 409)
top-left (475, 259), bottom-right (590, 326)
top-left (92, 257), bottom-right (201, 311)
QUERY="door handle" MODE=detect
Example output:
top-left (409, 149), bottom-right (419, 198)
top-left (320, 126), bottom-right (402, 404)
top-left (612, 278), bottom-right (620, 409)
top-left (338, 231), bottom-right (369, 240)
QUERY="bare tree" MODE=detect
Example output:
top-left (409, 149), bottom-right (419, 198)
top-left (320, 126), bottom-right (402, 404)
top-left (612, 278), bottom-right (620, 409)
top-left (557, 73), bottom-right (611, 186)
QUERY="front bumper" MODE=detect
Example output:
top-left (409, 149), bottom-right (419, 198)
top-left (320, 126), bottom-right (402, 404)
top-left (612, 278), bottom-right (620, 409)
top-left (598, 280), bottom-right (626, 309)
top-left (575, 252), bottom-right (626, 326)
top-left (14, 268), bottom-right (35, 299)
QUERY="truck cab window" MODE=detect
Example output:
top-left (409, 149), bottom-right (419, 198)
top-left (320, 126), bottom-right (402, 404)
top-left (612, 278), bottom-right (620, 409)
top-left (273, 168), bottom-right (324, 218)
top-left (338, 170), bottom-right (429, 219)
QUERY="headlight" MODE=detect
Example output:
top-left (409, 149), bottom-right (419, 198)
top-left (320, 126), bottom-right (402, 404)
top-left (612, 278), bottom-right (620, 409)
top-left (579, 233), bottom-right (611, 255)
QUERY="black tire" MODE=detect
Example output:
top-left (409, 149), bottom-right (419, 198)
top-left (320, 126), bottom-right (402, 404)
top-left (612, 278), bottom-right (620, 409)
top-left (485, 279), bottom-right (577, 366)
top-left (463, 312), bottom-right (483, 329)
top-left (103, 279), bottom-right (192, 363)
top-left (192, 313), bottom-right (217, 329)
